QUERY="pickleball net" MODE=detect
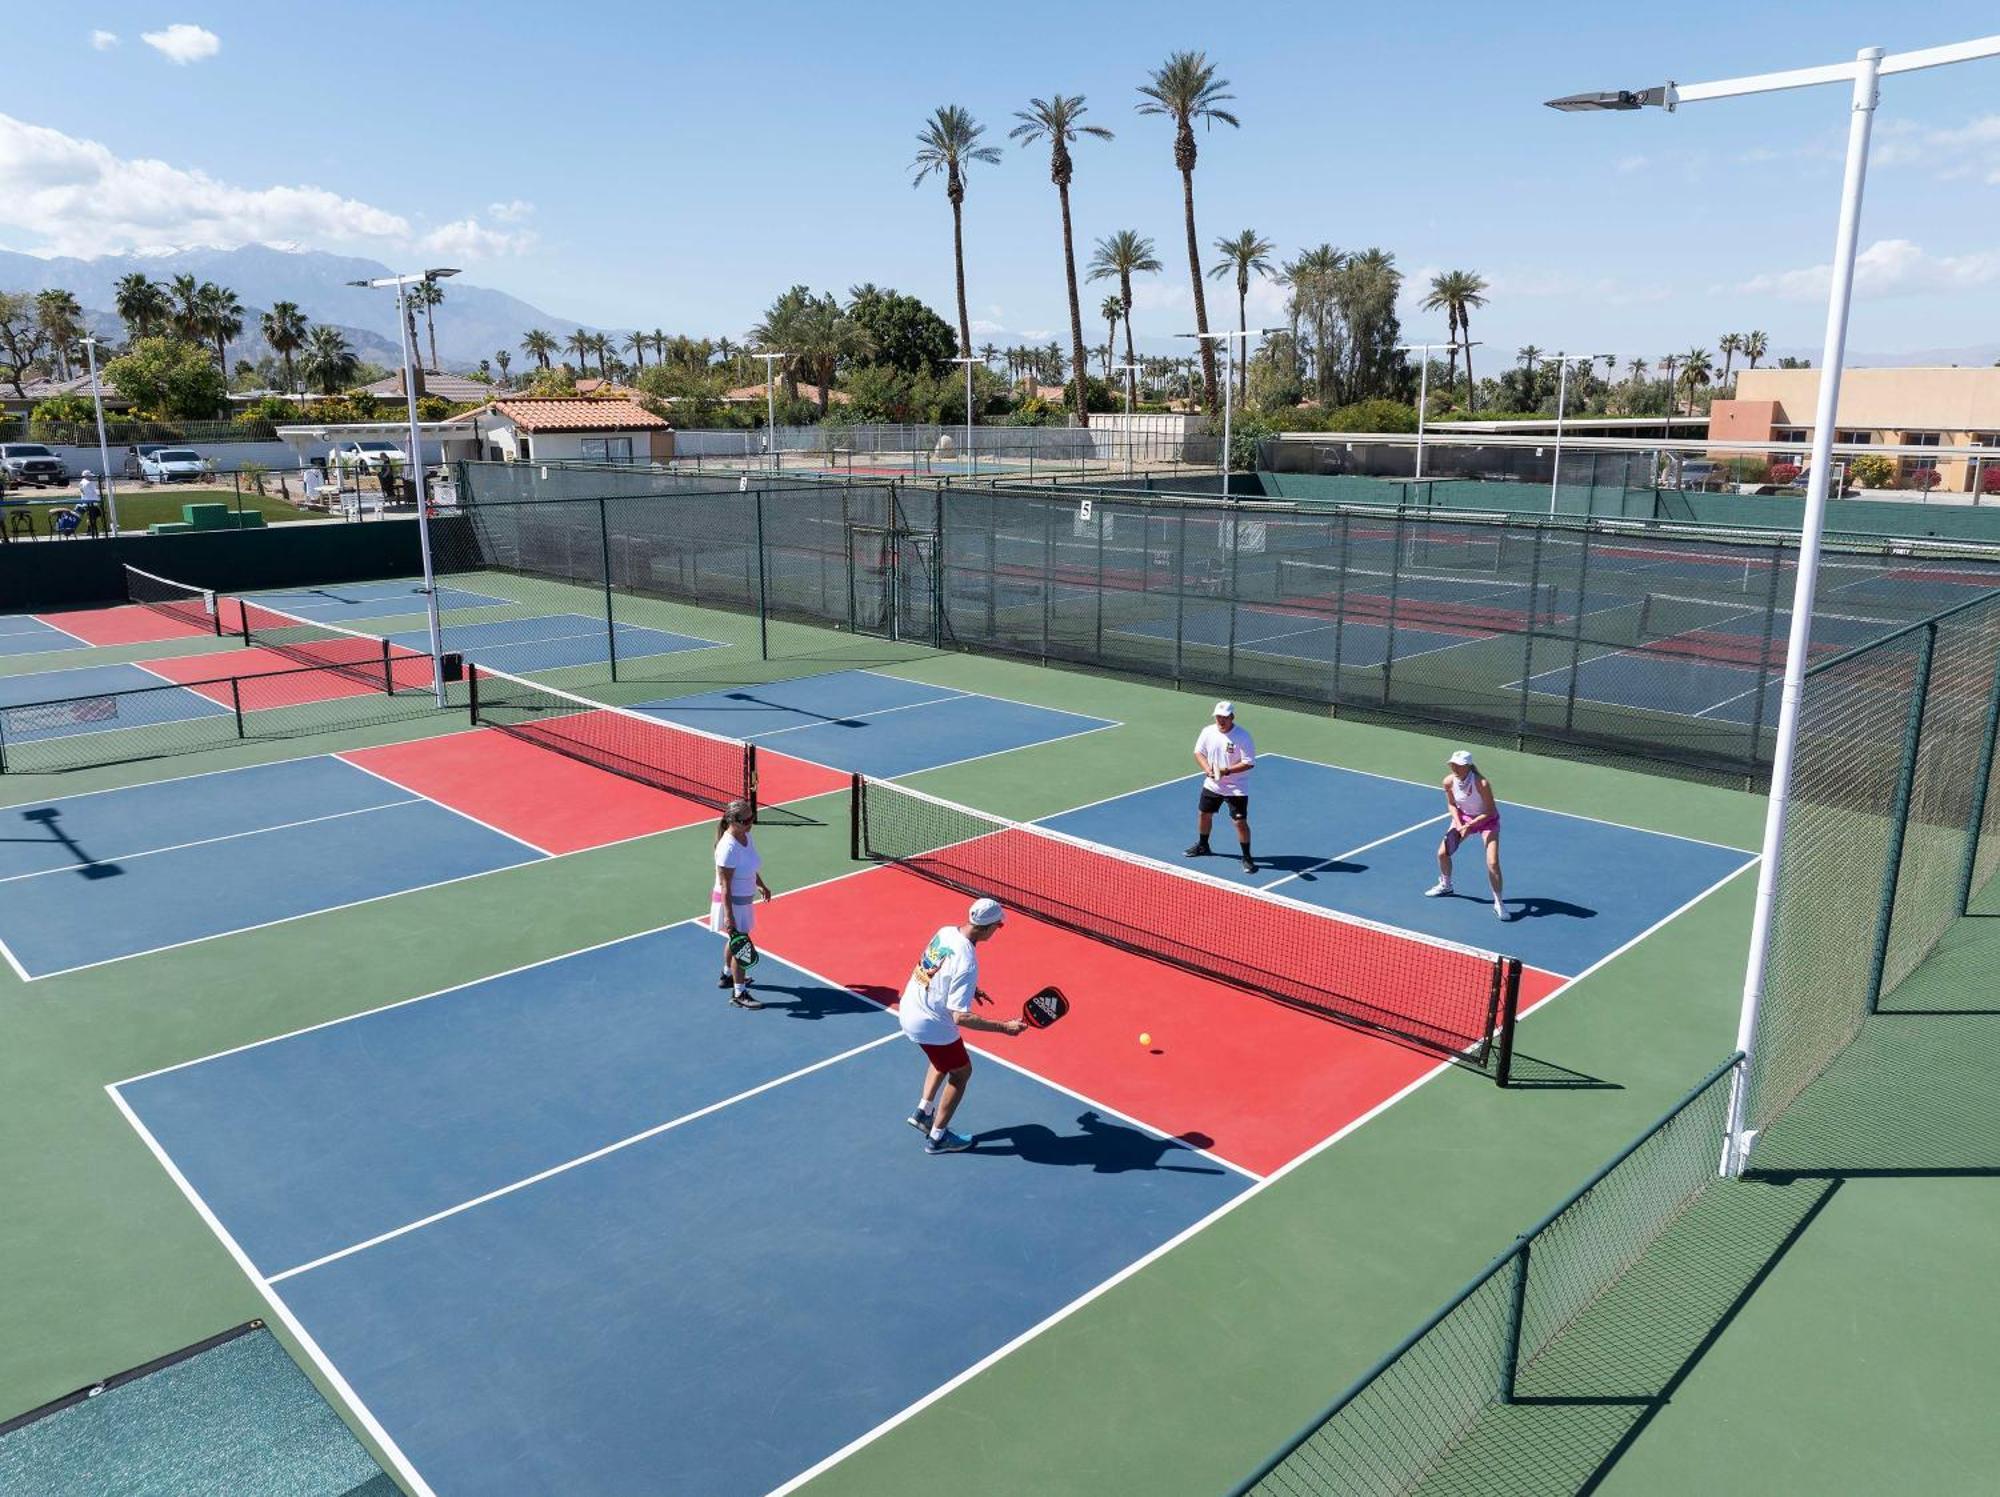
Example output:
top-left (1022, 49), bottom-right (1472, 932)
top-left (468, 664), bottom-right (757, 812)
top-left (236, 598), bottom-right (430, 694)
top-left (124, 565), bottom-right (221, 636)
top-left (851, 774), bottom-right (1523, 1078)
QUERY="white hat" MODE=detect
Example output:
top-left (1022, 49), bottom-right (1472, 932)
top-left (1449, 749), bottom-right (1476, 767)
top-left (968, 897), bottom-right (1006, 927)
top-left (80, 469), bottom-right (93, 478)
top-left (1212, 700), bottom-right (1235, 717)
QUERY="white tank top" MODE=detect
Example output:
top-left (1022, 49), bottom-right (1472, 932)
top-left (1448, 773), bottom-right (1492, 818)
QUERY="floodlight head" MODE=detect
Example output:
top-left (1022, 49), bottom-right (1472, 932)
top-left (425, 267), bottom-right (461, 280)
top-left (1545, 84), bottom-right (1674, 112)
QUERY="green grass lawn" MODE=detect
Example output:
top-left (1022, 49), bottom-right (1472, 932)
top-left (110, 487), bottom-right (318, 529)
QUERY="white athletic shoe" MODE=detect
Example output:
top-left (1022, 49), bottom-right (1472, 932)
top-left (1424, 879), bottom-right (1453, 897)
top-left (1495, 897), bottom-right (1510, 921)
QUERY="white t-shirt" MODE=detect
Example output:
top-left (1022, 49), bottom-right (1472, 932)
top-left (710, 832), bottom-right (761, 928)
top-left (899, 924), bottom-right (981, 1044)
top-left (1194, 723), bottom-right (1256, 795)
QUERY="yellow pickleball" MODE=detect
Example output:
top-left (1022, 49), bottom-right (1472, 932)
top-left (1139, 1032), bottom-right (1152, 1047)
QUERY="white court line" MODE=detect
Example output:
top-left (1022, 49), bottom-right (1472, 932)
top-left (860, 666), bottom-right (1130, 727)
top-left (24, 615), bottom-right (94, 648)
top-left (766, 851), bottom-right (1762, 1497)
top-left (740, 691), bottom-right (975, 740)
top-left (267, 1032), bottom-right (908, 1283)
top-left (103, 1086), bottom-right (441, 1497)
top-left (1261, 813), bottom-right (1450, 896)
top-left (0, 747), bottom-right (338, 813)
top-left (0, 797), bottom-right (422, 888)
top-left (0, 928), bottom-right (29, 983)
top-left (890, 717), bottom-right (1124, 781)
top-left (335, 754), bottom-right (554, 859)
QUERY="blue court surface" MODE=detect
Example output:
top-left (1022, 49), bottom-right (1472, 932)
top-left (1105, 599), bottom-right (1478, 673)
top-left (241, 579), bottom-right (511, 622)
top-left (0, 757), bottom-right (540, 980)
top-left (0, 614), bottom-right (89, 658)
top-left (0, 661), bottom-right (229, 742)
top-left (394, 613), bottom-right (720, 674)
top-left (639, 669), bottom-right (1118, 778)
top-left (113, 925), bottom-right (1245, 1496)
top-left (1040, 755), bottom-right (1753, 977)
top-left (1516, 650), bottom-right (1776, 726)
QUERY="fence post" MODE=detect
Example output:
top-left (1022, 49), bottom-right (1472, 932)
top-left (1041, 497), bottom-right (1055, 661)
top-left (466, 663), bottom-right (480, 724)
top-left (1743, 540), bottom-right (1788, 781)
top-left (1955, 633), bottom-right (2000, 915)
top-left (0, 705), bottom-right (9, 774)
top-left (1866, 622), bottom-right (1937, 1012)
top-left (1330, 510), bottom-right (1350, 715)
top-left (1094, 500), bottom-right (1107, 660)
top-left (230, 675), bottom-right (245, 739)
top-left (754, 487), bottom-right (771, 660)
top-left (1499, 1239), bottom-right (1531, 1403)
top-left (1173, 507), bottom-right (1188, 687)
top-left (1381, 510), bottom-right (1407, 706)
top-left (598, 498), bottom-right (619, 681)
top-left (1515, 528), bottom-right (1546, 749)
top-left (1225, 512), bottom-right (1241, 680)
top-left (1561, 525), bottom-right (1596, 735)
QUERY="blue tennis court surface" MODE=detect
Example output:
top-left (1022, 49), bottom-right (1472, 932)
top-left (638, 669), bottom-right (1118, 777)
top-left (114, 925), bottom-right (1244, 1496)
top-left (1040, 755), bottom-right (1753, 977)
top-left (0, 614), bottom-right (89, 658)
top-left (239, 579), bottom-right (511, 622)
top-left (0, 661), bottom-right (230, 742)
top-left (390, 614), bottom-right (720, 674)
top-left (0, 757), bottom-right (540, 979)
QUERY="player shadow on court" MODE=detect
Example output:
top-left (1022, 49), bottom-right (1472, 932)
top-left (1431, 889), bottom-right (1598, 921)
top-left (965, 1111), bottom-right (1228, 1177)
top-left (1248, 853), bottom-right (1364, 879)
top-left (10, 808), bottom-right (122, 880)
top-left (738, 981), bottom-right (882, 1021)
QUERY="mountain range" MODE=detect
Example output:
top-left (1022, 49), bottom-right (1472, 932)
top-left (0, 244), bottom-right (601, 373)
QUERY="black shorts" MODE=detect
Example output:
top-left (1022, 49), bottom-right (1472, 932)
top-left (1198, 789), bottom-right (1249, 820)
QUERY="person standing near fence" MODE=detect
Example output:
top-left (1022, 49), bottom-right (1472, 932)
top-left (1187, 701), bottom-right (1258, 874)
top-left (1427, 750), bottom-right (1508, 920)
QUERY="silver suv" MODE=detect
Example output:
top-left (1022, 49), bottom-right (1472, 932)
top-left (0, 443), bottom-right (69, 487)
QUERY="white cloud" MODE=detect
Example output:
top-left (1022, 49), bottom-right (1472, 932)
top-left (0, 112), bottom-right (525, 261)
top-left (90, 29), bottom-right (119, 51)
top-left (969, 317), bottom-right (1006, 335)
top-left (141, 24), bottom-right (220, 64)
top-left (1019, 328), bottom-right (1052, 341)
top-left (1737, 237), bottom-right (2000, 301)
top-left (1614, 154), bottom-right (1649, 174)
top-left (486, 198), bottom-right (534, 223)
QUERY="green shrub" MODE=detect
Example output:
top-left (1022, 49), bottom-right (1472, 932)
top-left (1848, 454), bottom-right (1896, 489)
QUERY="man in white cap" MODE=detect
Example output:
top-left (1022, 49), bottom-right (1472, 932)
top-left (1188, 700), bottom-right (1258, 873)
top-left (1428, 749), bottom-right (1507, 919)
top-left (901, 897), bottom-right (1024, 1154)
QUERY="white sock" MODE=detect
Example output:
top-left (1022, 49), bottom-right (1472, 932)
top-left (914, 1097), bottom-right (932, 1115)
top-left (929, 1124), bottom-right (945, 1141)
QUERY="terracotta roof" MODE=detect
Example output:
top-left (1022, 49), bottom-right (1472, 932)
top-left (360, 371), bottom-right (508, 403)
top-left (723, 381), bottom-right (851, 406)
top-left (489, 397), bottom-right (671, 433)
top-left (8, 372), bottom-right (132, 406)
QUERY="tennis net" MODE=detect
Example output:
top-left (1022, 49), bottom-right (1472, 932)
top-left (124, 565), bottom-right (220, 636)
top-left (468, 664), bottom-right (756, 811)
top-left (1635, 591), bottom-right (1904, 666)
top-left (1277, 560), bottom-right (1559, 633)
top-left (237, 599), bottom-right (424, 693)
top-left (851, 775), bottom-right (1523, 1076)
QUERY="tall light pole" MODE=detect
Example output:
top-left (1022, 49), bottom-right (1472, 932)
top-left (348, 268), bottom-right (458, 706)
top-left (80, 335), bottom-right (120, 536)
top-left (949, 355), bottom-right (981, 477)
top-left (1112, 362), bottom-right (1143, 478)
top-left (1180, 328), bottom-right (1279, 501)
top-left (752, 351), bottom-right (788, 473)
top-left (1394, 339), bottom-right (1477, 481)
top-left (1551, 32), bottom-right (2000, 1176)
top-left (1543, 350), bottom-right (1613, 513)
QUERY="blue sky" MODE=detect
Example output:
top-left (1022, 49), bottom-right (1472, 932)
top-left (5, 2), bottom-right (1999, 361)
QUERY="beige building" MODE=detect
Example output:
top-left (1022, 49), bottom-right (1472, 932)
top-left (1709, 366), bottom-right (2000, 493)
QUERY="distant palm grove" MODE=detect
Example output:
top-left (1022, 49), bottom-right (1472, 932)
top-left (2, 46), bottom-right (1775, 442)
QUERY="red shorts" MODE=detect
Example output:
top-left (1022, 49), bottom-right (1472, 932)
top-left (917, 1037), bottom-right (970, 1072)
top-left (1443, 813), bottom-right (1499, 854)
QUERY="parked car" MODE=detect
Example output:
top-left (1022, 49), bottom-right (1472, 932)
top-left (138, 447), bottom-right (207, 484)
top-left (0, 443), bottom-right (69, 487)
top-left (326, 439), bottom-right (406, 474)
top-left (122, 442), bottom-right (172, 479)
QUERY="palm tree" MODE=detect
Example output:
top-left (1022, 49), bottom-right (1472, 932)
top-left (521, 329), bottom-right (558, 370)
top-left (1678, 347), bottom-right (1714, 415)
top-left (260, 301), bottom-right (308, 393)
top-left (413, 277), bottom-right (445, 371)
top-left (33, 290), bottom-right (84, 380)
top-left (1098, 296), bottom-right (1123, 383)
top-left (114, 273), bottom-right (169, 341)
top-left (591, 332), bottom-right (615, 377)
top-left (301, 324), bottom-right (358, 395)
top-left (978, 341), bottom-right (1000, 371)
top-left (168, 273), bottom-right (203, 343)
top-left (1418, 270), bottom-right (1488, 411)
top-left (1287, 244), bottom-right (1344, 402)
top-left (1626, 357), bottom-right (1648, 382)
top-left (1087, 230), bottom-right (1163, 412)
top-left (1515, 345), bottom-right (1543, 407)
top-left (1717, 332), bottom-right (1742, 398)
top-left (1011, 93), bottom-right (1114, 425)
top-left (751, 285), bottom-right (815, 401)
top-left (1208, 229), bottom-right (1275, 403)
top-left (624, 330), bottom-right (649, 371)
top-left (1743, 329), bottom-right (1769, 370)
top-left (912, 105), bottom-right (1003, 358)
top-left (495, 349), bottom-right (512, 385)
top-left (791, 293), bottom-right (873, 415)
top-left (194, 283), bottom-right (243, 370)
top-left (564, 329), bottom-right (593, 375)
top-left (1658, 353), bottom-right (1681, 429)
top-left (1137, 51), bottom-right (1239, 411)
top-left (651, 328), bottom-right (669, 368)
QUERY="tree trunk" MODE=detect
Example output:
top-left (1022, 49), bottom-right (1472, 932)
top-left (1462, 312), bottom-right (1476, 414)
top-left (425, 305), bottom-right (439, 372)
top-left (1181, 166), bottom-right (1217, 409)
top-left (1120, 274), bottom-right (1138, 412)
top-left (1058, 181), bottom-right (1090, 428)
top-left (1236, 278), bottom-right (1248, 403)
top-left (950, 180), bottom-right (972, 358)
top-left (283, 351), bottom-right (296, 394)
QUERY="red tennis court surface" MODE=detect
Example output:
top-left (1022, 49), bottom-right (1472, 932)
top-left (342, 731), bottom-right (849, 857)
top-left (142, 648), bottom-right (388, 706)
top-left (35, 604), bottom-right (215, 647)
top-left (756, 867), bottom-right (1565, 1177)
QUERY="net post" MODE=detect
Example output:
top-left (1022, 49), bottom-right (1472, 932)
top-left (379, 637), bottom-right (394, 696)
top-left (230, 674), bottom-right (245, 740)
top-left (744, 744), bottom-right (759, 815)
top-left (239, 601), bottom-right (253, 647)
top-left (598, 498), bottom-right (619, 682)
top-left (209, 592), bottom-right (223, 637)
top-left (1515, 528), bottom-right (1546, 749)
top-left (1330, 510), bottom-right (1350, 713)
top-left (1865, 621), bottom-right (1937, 1013)
top-left (1380, 510), bottom-right (1407, 706)
top-left (466, 663), bottom-right (480, 724)
top-left (848, 772), bottom-right (865, 860)
top-left (1561, 524), bottom-right (1595, 734)
top-left (1492, 957), bottom-right (1522, 1087)
top-left (754, 487), bottom-right (771, 661)
top-left (0, 707), bottom-right (9, 774)
top-left (1499, 1238), bottom-right (1530, 1403)
top-left (1743, 539), bottom-right (1788, 779)
top-left (1954, 627), bottom-right (2000, 916)
top-left (1040, 496), bottom-right (1055, 662)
